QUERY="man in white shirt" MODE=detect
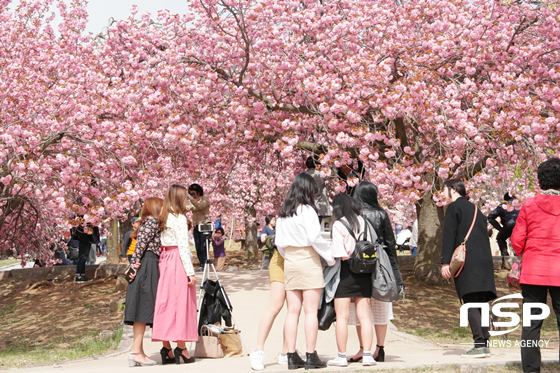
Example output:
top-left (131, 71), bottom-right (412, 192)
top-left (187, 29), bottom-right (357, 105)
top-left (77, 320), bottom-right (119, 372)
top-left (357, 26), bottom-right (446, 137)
top-left (409, 220), bottom-right (418, 256)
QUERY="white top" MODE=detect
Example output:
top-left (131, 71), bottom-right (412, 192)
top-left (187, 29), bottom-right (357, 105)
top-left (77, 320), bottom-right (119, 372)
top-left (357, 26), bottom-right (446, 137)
top-left (409, 219), bottom-right (418, 246)
top-left (331, 216), bottom-right (366, 260)
top-left (276, 205), bottom-right (335, 266)
top-left (396, 229), bottom-right (412, 245)
top-left (160, 213), bottom-right (195, 276)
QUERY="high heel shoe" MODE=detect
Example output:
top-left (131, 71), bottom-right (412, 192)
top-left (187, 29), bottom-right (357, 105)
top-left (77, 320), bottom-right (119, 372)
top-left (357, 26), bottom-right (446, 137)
top-left (160, 347), bottom-right (175, 365)
top-left (174, 347), bottom-right (195, 364)
top-left (374, 345), bottom-right (385, 362)
top-left (128, 352), bottom-right (157, 367)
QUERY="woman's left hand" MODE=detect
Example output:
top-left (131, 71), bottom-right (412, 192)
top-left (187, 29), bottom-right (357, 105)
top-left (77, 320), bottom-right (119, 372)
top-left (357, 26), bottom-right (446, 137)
top-left (187, 275), bottom-right (196, 286)
top-left (441, 264), bottom-right (451, 279)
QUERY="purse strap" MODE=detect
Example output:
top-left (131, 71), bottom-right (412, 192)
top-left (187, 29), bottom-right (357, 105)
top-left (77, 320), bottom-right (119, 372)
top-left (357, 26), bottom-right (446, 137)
top-left (462, 206), bottom-right (478, 245)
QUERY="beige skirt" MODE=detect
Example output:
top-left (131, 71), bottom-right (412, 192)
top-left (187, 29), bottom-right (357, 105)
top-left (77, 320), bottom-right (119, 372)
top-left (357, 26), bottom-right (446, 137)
top-left (283, 246), bottom-right (324, 291)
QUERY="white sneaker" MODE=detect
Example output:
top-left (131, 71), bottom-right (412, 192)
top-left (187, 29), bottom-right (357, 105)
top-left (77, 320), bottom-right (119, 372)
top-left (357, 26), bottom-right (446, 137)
top-left (250, 349), bottom-right (266, 371)
top-left (277, 352), bottom-right (287, 365)
top-left (362, 355), bottom-right (377, 366)
top-left (327, 356), bottom-right (348, 367)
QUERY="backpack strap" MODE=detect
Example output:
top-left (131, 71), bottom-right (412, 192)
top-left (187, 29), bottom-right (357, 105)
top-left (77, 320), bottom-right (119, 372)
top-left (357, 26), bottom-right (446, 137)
top-left (339, 219), bottom-right (370, 242)
top-left (339, 219), bottom-right (358, 241)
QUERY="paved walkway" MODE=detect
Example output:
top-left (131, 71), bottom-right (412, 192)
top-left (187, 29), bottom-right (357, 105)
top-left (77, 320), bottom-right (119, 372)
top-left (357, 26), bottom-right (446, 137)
top-left (0, 256), bottom-right (107, 272)
top-left (16, 270), bottom-right (559, 372)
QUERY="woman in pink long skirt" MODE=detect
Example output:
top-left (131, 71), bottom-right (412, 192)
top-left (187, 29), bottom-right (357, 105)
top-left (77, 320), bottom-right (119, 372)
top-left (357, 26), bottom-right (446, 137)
top-left (152, 184), bottom-right (198, 364)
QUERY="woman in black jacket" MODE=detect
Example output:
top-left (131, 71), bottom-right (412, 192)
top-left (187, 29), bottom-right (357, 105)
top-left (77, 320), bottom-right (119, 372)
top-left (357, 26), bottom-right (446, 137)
top-left (346, 181), bottom-right (403, 363)
top-left (441, 179), bottom-right (497, 358)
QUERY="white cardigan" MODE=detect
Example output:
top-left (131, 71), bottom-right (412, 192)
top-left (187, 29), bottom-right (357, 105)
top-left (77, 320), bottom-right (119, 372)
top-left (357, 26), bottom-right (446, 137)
top-left (160, 213), bottom-right (195, 276)
top-left (276, 205), bottom-right (335, 266)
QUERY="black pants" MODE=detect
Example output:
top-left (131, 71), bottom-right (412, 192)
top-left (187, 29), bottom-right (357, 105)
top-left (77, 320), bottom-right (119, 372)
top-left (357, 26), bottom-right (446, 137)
top-left (521, 284), bottom-right (560, 373)
top-left (193, 227), bottom-right (207, 268)
top-left (76, 244), bottom-right (90, 275)
top-left (496, 226), bottom-right (514, 256)
top-left (462, 292), bottom-right (490, 348)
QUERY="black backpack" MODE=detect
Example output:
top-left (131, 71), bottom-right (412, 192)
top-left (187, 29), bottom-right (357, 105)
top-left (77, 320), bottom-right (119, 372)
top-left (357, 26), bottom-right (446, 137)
top-left (339, 219), bottom-right (380, 274)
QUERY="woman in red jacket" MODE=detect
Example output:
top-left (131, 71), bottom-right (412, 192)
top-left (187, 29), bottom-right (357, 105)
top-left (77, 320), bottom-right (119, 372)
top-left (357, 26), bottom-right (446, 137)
top-left (511, 157), bottom-right (560, 373)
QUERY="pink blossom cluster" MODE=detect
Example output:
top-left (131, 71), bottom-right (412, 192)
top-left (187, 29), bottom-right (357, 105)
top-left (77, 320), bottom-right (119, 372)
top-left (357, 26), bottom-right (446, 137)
top-left (1, 0), bottom-right (560, 261)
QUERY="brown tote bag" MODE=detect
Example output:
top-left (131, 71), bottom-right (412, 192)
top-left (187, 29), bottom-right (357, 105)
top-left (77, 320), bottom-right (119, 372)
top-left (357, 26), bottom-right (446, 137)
top-left (449, 206), bottom-right (478, 277)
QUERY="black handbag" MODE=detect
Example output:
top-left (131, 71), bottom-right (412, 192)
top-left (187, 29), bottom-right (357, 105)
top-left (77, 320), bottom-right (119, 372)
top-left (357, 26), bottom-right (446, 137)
top-left (317, 294), bottom-right (336, 331)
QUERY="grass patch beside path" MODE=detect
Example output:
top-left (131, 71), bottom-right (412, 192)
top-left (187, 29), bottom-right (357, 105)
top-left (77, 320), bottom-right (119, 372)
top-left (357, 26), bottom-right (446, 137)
top-left (0, 278), bottom-right (125, 368)
top-left (0, 327), bottom-right (122, 368)
top-left (0, 259), bottom-right (18, 268)
top-left (392, 270), bottom-right (559, 349)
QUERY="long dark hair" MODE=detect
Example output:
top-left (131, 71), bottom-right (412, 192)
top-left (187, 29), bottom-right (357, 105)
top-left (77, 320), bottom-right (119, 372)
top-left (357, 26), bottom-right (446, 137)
top-left (332, 193), bottom-right (361, 231)
top-left (278, 173), bottom-right (318, 218)
top-left (353, 181), bottom-right (381, 210)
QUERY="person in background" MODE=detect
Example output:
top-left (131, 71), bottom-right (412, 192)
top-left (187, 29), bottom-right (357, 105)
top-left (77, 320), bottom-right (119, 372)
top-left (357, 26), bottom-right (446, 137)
top-left (100, 228), bottom-right (108, 256)
top-left (212, 227), bottom-right (226, 271)
top-left (250, 217), bottom-right (293, 371)
top-left (305, 155), bottom-right (332, 222)
top-left (260, 215), bottom-right (276, 271)
top-left (276, 172), bottom-right (335, 370)
top-left (440, 179), bottom-right (496, 358)
top-left (122, 217), bottom-right (140, 263)
top-left (124, 197), bottom-right (164, 367)
top-left (511, 157), bottom-right (560, 373)
top-left (327, 194), bottom-right (376, 367)
top-left (395, 226), bottom-right (412, 254)
top-left (214, 214), bottom-right (223, 229)
top-left (348, 182), bottom-right (403, 363)
top-left (153, 185), bottom-right (197, 365)
top-left (409, 219), bottom-right (418, 256)
top-left (71, 223), bottom-right (99, 283)
top-left (488, 192), bottom-right (520, 256)
top-left (186, 183), bottom-right (211, 271)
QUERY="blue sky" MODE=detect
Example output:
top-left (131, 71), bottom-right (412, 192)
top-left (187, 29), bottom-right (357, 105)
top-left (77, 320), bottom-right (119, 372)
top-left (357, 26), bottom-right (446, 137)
top-left (86, 0), bottom-right (191, 33)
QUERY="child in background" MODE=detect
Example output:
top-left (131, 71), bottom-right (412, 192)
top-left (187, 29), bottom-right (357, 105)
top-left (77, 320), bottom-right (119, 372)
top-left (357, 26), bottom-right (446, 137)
top-left (212, 227), bottom-right (226, 271)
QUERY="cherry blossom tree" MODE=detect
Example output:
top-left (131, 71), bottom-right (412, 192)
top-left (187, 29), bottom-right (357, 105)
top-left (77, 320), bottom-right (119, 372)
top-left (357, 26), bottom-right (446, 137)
top-left (2, 0), bottom-right (560, 280)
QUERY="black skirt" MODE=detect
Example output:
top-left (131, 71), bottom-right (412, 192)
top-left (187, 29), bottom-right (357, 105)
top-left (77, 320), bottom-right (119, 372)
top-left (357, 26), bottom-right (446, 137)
top-left (334, 259), bottom-right (372, 298)
top-left (124, 251), bottom-right (159, 326)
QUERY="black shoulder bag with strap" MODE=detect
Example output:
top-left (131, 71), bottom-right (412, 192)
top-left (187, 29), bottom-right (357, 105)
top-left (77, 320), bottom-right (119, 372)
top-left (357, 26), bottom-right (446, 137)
top-left (339, 219), bottom-right (380, 274)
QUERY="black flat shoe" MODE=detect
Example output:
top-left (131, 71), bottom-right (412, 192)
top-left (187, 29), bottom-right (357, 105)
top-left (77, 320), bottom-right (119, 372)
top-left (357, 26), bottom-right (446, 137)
top-left (374, 345), bottom-right (385, 362)
top-left (174, 347), bottom-right (195, 364)
top-left (347, 355), bottom-right (362, 363)
top-left (305, 351), bottom-right (327, 369)
top-left (160, 347), bottom-right (175, 365)
top-left (287, 352), bottom-right (306, 370)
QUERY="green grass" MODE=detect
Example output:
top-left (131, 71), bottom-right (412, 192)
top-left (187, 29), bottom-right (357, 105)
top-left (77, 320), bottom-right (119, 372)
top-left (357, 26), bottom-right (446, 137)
top-left (0, 259), bottom-right (18, 268)
top-left (0, 326), bottom-right (123, 368)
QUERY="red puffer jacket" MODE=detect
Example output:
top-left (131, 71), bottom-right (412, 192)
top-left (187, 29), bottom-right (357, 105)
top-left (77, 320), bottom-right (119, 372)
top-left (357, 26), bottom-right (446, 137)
top-left (511, 194), bottom-right (560, 286)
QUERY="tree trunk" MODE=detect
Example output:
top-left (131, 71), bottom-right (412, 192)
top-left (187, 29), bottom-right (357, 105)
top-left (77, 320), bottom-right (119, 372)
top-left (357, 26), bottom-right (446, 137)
top-left (106, 220), bottom-right (120, 264)
top-left (413, 190), bottom-right (447, 285)
top-left (243, 205), bottom-right (259, 261)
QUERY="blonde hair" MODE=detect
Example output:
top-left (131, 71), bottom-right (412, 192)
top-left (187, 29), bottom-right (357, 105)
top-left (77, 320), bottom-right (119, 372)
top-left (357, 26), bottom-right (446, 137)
top-left (158, 184), bottom-right (189, 231)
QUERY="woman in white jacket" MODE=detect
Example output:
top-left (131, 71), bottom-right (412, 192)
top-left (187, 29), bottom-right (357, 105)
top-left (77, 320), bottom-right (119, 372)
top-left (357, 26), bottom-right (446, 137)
top-left (276, 173), bottom-right (335, 370)
top-left (152, 185), bottom-right (197, 365)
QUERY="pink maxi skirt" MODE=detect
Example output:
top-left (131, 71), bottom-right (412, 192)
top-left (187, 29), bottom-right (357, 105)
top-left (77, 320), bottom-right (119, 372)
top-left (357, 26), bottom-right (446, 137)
top-left (152, 246), bottom-right (198, 342)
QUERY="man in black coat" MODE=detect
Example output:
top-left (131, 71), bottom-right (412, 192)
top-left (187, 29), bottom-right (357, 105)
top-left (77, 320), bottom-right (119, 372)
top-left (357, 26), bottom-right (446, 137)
top-left (487, 193), bottom-right (519, 256)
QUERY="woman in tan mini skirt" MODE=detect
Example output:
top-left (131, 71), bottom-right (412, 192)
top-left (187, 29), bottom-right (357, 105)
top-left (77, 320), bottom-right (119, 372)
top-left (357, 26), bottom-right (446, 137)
top-left (276, 173), bottom-right (335, 370)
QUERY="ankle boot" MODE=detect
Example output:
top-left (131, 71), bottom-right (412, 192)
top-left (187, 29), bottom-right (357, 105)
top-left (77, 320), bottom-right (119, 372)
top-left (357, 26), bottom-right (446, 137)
top-left (305, 351), bottom-right (327, 369)
top-left (287, 352), bottom-right (306, 370)
top-left (374, 345), bottom-right (385, 362)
